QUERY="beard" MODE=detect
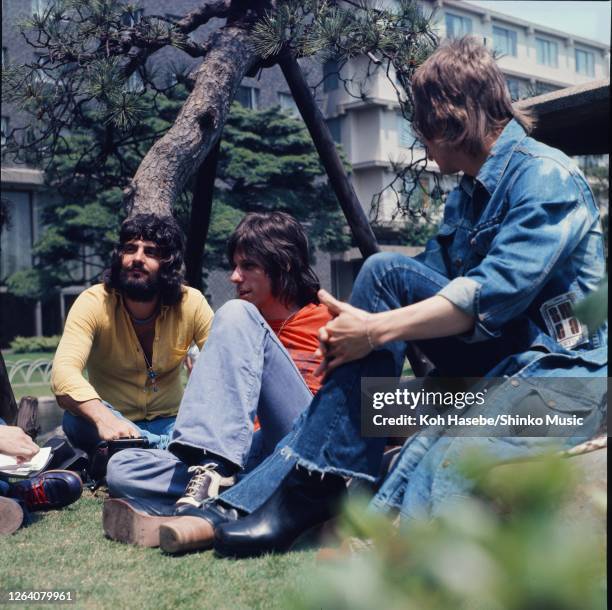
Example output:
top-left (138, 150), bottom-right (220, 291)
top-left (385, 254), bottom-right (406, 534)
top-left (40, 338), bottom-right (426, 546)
top-left (118, 265), bottom-right (161, 302)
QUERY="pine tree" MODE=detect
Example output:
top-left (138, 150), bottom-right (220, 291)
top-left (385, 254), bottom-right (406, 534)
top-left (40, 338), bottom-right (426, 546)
top-left (6, 96), bottom-right (350, 298)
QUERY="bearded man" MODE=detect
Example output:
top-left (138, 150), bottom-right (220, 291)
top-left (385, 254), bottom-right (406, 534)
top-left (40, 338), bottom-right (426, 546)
top-left (51, 214), bottom-right (214, 453)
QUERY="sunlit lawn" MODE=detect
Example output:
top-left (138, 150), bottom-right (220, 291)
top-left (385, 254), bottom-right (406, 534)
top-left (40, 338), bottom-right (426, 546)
top-left (0, 489), bottom-right (317, 610)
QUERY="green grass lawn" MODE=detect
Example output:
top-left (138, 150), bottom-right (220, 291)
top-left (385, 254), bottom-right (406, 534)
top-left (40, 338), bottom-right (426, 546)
top-left (0, 490), bottom-right (317, 610)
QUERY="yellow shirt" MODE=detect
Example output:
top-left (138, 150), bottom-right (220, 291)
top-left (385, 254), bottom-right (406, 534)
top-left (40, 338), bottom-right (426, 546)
top-left (51, 284), bottom-right (214, 421)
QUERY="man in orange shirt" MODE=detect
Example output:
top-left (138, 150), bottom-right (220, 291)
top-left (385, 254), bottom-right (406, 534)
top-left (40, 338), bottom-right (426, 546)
top-left (104, 212), bottom-right (331, 549)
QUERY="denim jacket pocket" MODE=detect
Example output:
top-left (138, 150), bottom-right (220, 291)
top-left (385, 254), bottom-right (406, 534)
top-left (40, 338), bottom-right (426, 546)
top-left (523, 379), bottom-right (602, 415)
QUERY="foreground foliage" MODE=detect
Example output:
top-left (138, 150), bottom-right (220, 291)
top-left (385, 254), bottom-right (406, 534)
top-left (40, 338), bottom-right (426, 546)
top-left (292, 454), bottom-right (606, 610)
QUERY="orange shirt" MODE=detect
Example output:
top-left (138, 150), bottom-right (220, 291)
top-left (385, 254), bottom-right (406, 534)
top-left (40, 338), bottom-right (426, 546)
top-left (268, 302), bottom-right (332, 394)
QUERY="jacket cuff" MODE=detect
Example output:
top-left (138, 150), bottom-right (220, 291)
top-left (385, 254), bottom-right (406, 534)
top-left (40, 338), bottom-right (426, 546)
top-left (437, 277), bottom-right (480, 316)
top-left (437, 277), bottom-right (501, 343)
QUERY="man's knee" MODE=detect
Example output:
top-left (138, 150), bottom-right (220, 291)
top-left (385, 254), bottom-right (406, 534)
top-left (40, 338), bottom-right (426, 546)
top-left (106, 449), bottom-right (147, 497)
top-left (213, 299), bottom-right (263, 329)
top-left (359, 251), bottom-right (425, 279)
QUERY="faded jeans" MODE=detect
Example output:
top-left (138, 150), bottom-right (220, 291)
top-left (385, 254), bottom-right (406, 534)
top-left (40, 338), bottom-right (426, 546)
top-left (107, 299), bottom-right (313, 511)
top-left (109, 253), bottom-right (456, 514)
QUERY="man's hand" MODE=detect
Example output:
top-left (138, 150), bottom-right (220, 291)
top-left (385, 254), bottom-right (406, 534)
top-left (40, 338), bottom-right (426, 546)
top-left (57, 396), bottom-right (140, 441)
top-left (94, 412), bottom-right (140, 442)
top-left (314, 289), bottom-right (375, 376)
top-left (0, 426), bottom-right (40, 462)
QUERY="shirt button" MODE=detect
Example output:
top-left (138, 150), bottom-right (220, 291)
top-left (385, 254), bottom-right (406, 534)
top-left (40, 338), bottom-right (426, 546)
top-left (454, 258), bottom-right (462, 268)
top-left (470, 238), bottom-right (476, 246)
top-left (547, 400), bottom-right (556, 407)
top-left (510, 379), bottom-right (520, 387)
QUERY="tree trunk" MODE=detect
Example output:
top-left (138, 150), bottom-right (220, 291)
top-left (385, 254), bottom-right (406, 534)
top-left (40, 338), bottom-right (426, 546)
top-left (279, 54), bottom-right (380, 258)
top-left (125, 24), bottom-right (258, 217)
top-left (185, 139), bottom-right (221, 291)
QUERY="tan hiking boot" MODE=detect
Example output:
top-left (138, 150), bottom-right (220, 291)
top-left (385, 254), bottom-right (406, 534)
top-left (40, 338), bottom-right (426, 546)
top-left (103, 498), bottom-right (179, 547)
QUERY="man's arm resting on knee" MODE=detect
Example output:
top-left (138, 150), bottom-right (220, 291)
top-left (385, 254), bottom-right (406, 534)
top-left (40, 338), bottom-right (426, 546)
top-left (316, 290), bottom-right (473, 373)
top-left (56, 395), bottom-right (140, 441)
top-left (369, 295), bottom-right (474, 345)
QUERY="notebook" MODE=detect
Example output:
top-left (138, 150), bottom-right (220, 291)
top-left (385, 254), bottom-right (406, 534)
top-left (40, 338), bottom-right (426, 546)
top-left (0, 446), bottom-right (52, 478)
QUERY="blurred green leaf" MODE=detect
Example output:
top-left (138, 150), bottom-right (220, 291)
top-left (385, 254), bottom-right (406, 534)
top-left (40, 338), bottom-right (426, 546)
top-left (574, 277), bottom-right (607, 330)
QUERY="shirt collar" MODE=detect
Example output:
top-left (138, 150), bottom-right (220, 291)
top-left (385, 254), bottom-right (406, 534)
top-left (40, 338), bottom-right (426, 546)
top-left (474, 119), bottom-right (527, 195)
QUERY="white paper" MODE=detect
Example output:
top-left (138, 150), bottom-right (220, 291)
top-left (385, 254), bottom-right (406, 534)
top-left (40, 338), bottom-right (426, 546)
top-left (0, 446), bottom-right (52, 477)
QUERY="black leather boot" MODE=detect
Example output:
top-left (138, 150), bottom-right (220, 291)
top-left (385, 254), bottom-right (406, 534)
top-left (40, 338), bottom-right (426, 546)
top-left (213, 467), bottom-right (347, 558)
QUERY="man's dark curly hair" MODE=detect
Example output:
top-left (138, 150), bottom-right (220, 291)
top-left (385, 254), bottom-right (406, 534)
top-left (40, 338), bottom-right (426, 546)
top-left (227, 212), bottom-right (320, 307)
top-left (103, 214), bottom-right (185, 306)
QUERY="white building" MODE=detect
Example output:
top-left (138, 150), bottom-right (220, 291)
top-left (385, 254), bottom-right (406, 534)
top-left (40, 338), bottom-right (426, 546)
top-left (322, 0), bottom-right (609, 295)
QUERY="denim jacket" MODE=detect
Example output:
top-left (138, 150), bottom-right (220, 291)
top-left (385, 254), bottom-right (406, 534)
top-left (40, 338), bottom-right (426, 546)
top-left (416, 119), bottom-right (607, 377)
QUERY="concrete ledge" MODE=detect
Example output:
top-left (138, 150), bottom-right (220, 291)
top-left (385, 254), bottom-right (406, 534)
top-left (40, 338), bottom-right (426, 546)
top-left (1, 166), bottom-right (46, 188)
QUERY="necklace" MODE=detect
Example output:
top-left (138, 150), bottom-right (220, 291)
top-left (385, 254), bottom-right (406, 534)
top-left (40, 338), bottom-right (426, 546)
top-left (141, 349), bottom-right (159, 393)
top-left (124, 302), bottom-right (159, 393)
top-left (277, 307), bottom-right (300, 336)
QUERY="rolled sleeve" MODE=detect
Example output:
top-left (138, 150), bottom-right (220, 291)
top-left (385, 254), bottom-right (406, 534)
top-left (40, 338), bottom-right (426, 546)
top-left (437, 277), bottom-right (502, 343)
top-left (437, 276), bottom-right (480, 316)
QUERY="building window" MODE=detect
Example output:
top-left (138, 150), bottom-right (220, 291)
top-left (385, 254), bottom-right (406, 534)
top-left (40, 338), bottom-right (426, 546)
top-left (31, 0), bottom-right (52, 16)
top-left (575, 48), bottom-right (595, 76)
top-left (445, 13), bottom-right (472, 38)
top-left (326, 117), bottom-right (342, 143)
top-left (278, 92), bottom-right (299, 118)
top-left (536, 37), bottom-right (558, 67)
top-left (1, 116), bottom-right (8, 147)
top-left (397, 114), bottom-right (416, 148)
top-left (505, 77), bottom-right (521, 101)
top-left (235, 85), bottom-right (259, 109)
top-left (323, 59), bottom-right (339, 92)
top-left (535, 81), bottom-right (560, 95)
top-left (493, 25), bottom-right (517, 57)
top-left (0, 192), bottom-right (34, 281)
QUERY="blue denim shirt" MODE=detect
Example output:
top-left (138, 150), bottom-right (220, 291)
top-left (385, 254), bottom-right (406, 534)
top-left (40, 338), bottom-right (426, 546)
top-left (416, 119), bottom-right (607, 376)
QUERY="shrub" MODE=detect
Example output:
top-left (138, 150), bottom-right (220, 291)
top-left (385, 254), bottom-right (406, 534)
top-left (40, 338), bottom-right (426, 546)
top-left (291, 454), bottom-right (606, 610)
top-left (9, 335), bottom-right (61, 353)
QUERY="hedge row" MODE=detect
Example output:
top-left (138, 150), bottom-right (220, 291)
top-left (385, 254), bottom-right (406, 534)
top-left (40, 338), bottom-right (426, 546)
top-left (9, 335), bottom-right (61, 353)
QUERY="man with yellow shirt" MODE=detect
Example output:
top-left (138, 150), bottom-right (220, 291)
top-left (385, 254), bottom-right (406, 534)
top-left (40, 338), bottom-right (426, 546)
top-left (51, 214), bottom-right (214, 453)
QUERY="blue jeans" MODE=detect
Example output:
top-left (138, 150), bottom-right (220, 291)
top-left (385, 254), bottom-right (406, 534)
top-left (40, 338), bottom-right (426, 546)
top-left (108, 254), bottom-right (452, 513)
top-left (216, 252), bottom-right (603, 516)
top-left (62, 405), bottom-right (176, 453)
top-left (107, 300), bottom-right (313, 510)
top-left (109, 253), bottom-right (604, 519)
